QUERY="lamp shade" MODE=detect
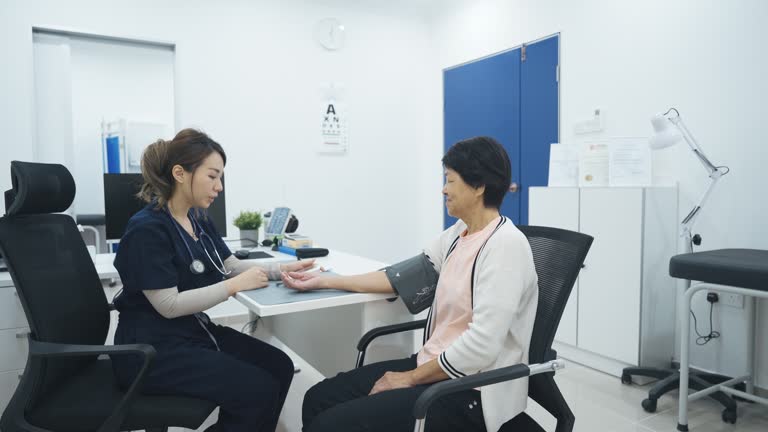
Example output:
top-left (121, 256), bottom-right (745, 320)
top-left (649, 113), bottom-right (683, 149)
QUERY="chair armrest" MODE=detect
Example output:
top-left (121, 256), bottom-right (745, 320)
top-left (356, 320), bottom-right (426, 368)
top-left (28, 339), bottom-right (156, 432)
top-left (29, 340), bottom-right (155, 359)
top-left (413, 359), bottom-right (564, 420)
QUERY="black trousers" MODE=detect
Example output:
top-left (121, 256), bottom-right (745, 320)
top-left (302, 355), bottom-right (486, 432)
top-left (114, 323), bottom-right (293, 432)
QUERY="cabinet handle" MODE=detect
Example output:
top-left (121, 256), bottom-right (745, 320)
top-left (18, 374), bottom-right (23, 380)
top-left (15, 330), bottom-right (30, 339)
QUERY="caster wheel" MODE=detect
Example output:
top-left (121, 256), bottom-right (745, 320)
top-left (641, 398), bottom-right (657, 413)
top-left (721, 409), bottom-right (737, 424)
top-left (621, 374), bottom-right (632, 385)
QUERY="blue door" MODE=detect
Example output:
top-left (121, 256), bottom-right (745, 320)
top-left (443, 35), bottom-right (559, 229)
top-left (443, 48), bottom-right (521, 228)
top-left (520, 36), bottom-right (560, 225)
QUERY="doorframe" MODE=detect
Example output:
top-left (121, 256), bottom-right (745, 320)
top-left (31, 26), bottom-right (179, 131)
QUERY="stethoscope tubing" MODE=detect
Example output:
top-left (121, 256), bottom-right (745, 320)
top-left (166, 208), bottom-right (231, 276)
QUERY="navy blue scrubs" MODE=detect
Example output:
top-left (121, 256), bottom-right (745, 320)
top-left (112, 204), bottom-right (293, 432)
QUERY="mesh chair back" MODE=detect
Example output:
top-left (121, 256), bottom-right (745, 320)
top-left (518, 225), bottom-right (592, 364)
top-left (0, 161), bottom-right (110, 402)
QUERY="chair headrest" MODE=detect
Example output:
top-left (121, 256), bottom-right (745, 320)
top-left (4, 161), bottom-right (76, 216)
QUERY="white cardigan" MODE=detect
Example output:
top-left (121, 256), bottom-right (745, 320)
top-left (423, 217), bottom-right (539, 432)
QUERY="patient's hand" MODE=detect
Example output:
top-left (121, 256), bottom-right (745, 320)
top-left (369, 371), bottom-right (415, 395)
top-left (280, 270), bottom-right (326, 291)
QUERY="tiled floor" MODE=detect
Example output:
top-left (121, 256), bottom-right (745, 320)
top-left (525, 362), bottom-right (768, 432)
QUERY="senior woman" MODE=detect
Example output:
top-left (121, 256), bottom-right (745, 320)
top-left (281, 136), bottom-right (539, 432)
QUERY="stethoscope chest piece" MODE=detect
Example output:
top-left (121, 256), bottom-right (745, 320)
top-left (190, 259), bottom-right (206, 275)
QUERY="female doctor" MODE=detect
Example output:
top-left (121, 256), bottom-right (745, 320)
top-left (111, 128), bottom-right (313, 432)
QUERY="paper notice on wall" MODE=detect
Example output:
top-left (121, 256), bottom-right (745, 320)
top-left (579, 142), bottom-right (609, 187)
top-left (318, 100), bottom-right (348, 154)
top-left (608, 138), bottom-right (652, 186)
top-left (548, 143), bottom-right (579, 186)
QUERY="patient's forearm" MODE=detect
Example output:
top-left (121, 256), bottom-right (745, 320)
top-left (321, 271), bottom-right (394, 294)
top-left (408, 359), bottom-right (450, 386)
top-left (143, 283), bottom-right (229, 319)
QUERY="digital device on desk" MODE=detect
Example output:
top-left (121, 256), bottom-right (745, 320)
top-left (104, 173), bottom-right (227, 239)
top-left (264, 207), bottom-right (292, 238)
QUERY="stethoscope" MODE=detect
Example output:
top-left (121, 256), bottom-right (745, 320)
top-left (166, 208), bottom-right (230, 276)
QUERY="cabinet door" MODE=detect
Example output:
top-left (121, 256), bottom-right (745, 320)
top-left (0, 288), bottom-right (28, 330)
top-left (578, 188), bottom-right (642, 364)
top-left (0, 369), bottom-right (24, 414)
top-left (528, 187), bottom-right (580, 345)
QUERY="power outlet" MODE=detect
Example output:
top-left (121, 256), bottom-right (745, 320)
top-left (721, 292), bottom-right (744, 309)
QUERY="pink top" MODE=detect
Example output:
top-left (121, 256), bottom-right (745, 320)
top-left (417, 216), bottom-right (501, 366)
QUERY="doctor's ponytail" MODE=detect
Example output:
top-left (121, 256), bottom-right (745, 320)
top-left (138, 128), bottom-right (226, 208)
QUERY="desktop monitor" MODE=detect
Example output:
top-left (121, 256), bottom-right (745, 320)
top-left (104, 173), bottom-right (227, 240)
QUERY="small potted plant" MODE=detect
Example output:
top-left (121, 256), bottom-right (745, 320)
top-left (233, 210), bottom-right (262, 247)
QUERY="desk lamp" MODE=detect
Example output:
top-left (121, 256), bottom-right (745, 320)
top-left (621, 108), bottom-right (732, 414)
top-left (649, 108), bottom-right (729, 252)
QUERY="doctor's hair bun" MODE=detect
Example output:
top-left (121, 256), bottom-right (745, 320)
top-left (138, 129), bottom-right (226, 209)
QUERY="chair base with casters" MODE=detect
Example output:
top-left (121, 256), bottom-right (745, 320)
top-left (670, 249), bottom-right (768, 431)
top-left (621, 365), bottom-right (741, 416)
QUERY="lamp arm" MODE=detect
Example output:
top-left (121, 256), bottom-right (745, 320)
top-left (671, 117), bottom-right (719, 175)
top-left (680, 173), bottom-right (721, 240)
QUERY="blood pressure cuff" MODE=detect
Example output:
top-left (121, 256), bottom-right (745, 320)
top-left (383, 254), bottom-right (439, 314)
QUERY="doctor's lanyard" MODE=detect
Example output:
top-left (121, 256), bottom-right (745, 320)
top-left (166, 208), bottom-right (231, 276)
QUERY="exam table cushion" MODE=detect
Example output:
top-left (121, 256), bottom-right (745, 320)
top-left (669, 249), bottom-right (768, 291)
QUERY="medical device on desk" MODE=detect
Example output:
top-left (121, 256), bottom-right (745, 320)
top-left (264, 207), bottom-right (295, 238)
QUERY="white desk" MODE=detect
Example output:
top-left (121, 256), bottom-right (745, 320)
top-left (235, 248), bottom-right (395, 316)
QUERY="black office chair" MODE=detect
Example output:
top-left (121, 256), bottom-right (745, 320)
top-left (356, 225), bottom-right (593, 432)
top-left (0, 161), bottom-right (215, 432)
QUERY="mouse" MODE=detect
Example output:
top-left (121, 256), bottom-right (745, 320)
top-left (234, 249), bottom-right (250, 259)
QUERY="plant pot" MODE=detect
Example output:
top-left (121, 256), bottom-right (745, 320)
top-left (240, 229), bottom-right (259, 247)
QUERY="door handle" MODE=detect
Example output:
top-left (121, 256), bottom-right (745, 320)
top-left (508, 182), bottom-right (519, 193)
top-left (15, 330), bottom-right (30, 339)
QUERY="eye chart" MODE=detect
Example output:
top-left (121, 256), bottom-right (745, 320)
top-left (319, 100), bottom-right (348, 154)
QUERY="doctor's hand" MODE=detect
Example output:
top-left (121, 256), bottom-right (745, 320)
top-left (280, 270), bottom-right (327, 291)
top-left (227, 267), bottom-right (269, 295)
top-left (280, 259), bottom-right (316, 273)
top-left (369, 371), bottom-right (415, 395)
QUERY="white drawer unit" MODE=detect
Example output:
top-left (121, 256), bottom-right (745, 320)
top-left (0, 369), bottom-right (24, 414)
top-left (0, 327), bottom-right (30, 372)
top-left (0, 288), bottom-right (28, 330)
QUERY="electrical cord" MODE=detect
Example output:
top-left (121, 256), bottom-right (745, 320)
top-left (690, 302), bottom-right (720, 345)
top-left (241, 317), bottom-right (261, 334)
top-left (686, 241), bottom-right (721, 346)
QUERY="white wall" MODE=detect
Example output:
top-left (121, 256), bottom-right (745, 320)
top-left (427, 0), bottom-right (768, 387)
top-left (0, 0), bottom-right (436, 265)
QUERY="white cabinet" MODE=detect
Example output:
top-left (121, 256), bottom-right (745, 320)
top-left (0, 284), bottom-right (28, 415)
top-left (529, 187), bottom-right (678, 376)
